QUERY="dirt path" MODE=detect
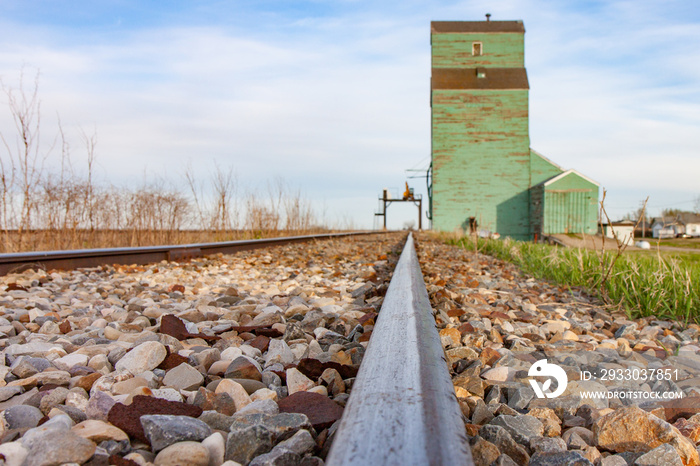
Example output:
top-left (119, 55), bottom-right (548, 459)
top-left (548, 234), bottom-right (700, 254)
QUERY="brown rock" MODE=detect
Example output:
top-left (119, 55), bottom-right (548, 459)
top-left (439, 328), bottom-right (461, 347)
top-left (158, 348), bottom-right (190, 371)
top-left (72, 419), bottom-right (129, 442)
top-left (453, 374), bottom-right (484, 397)
top-left (59, 320), bottom-right (72, 334)
top-left (193, 388), bottom-right (236, 416)
top-left (231, 326), bottom-right (283, 338)
top-left (479, 347), bottom-right (502, 366)
top-left (6, 283), bottom-right (28, 291)
top-left (160, 314), bottom-right (220, 342)
top-left (470, 437), bottom-right (500, 466)
top-left (319, 368), bottom-right (345, 396)
top-left (169, 284), bottom-right (185, 293)
top-left (277, 391), bottom-right (344, 431)
top-left (109, 455), bottom-right (140, 466)
top-left (593, 406), bottom-right (699, 466)
top-left (112, 377), bottom-right (148, 395)
top-left (490, 328), bottom-right (504, 344)
top-left (77, 372), bottom-right (103, 392)
top-left (296, 358), bottom-right (358, 380)
top-left (107, 395), bottom-right (203, 443)
top-left (530, 408), bottom-right (562, 437)
top-left (522, 332), bottom-right (546, 343)
top-left (465, 424), bottom-right (480, 437)
top-left (224, 357), bottom-right (262, 381)
top-left (358, 312), bottom-right (377, 326)
top-left (160, 314), bottom-right (191, 340)
top-left (458, 323), bottom-right (475, 335)
top-left (674, 417), bottom-right (700, 443)
top-left (247, 335), bottom-right (270, 352)
top-left (662, 397), bottom-right (700, 423)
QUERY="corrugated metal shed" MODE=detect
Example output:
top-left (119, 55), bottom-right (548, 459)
top-left (532, 170), bottom-right (600, 236)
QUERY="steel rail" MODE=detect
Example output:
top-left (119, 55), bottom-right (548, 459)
top-left (326, 233), bottom-right (473, 466)
top-left (0, 231), bottom-right (383, 276)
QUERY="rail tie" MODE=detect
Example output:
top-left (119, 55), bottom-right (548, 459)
top-left (327, 233), bottom-right (474, 465)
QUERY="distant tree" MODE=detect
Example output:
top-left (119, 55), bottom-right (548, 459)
top-left (694, 195), bottom-right (700, 214)
top-left (661, 208), bottom-right (683, 218)
top-left (623, 205), bottom-right (649, 223)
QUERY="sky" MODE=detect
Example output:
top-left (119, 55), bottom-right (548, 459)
top-left (0, 0), bottom-right (699, 229)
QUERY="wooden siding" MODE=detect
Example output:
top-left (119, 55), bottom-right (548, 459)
top-left (530, 184), bottom-right (544, 238)
top-left (431, 32), bottom-right (524, 69)
top-left (431, 89), bottom-right (531, 239)
top-left (530, 150), bottom-right (563, 186)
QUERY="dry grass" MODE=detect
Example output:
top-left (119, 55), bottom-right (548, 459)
top-left (0, 69), bottom-right (334, 253)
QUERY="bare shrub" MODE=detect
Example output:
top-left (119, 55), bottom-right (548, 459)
top-left (0, 71), bottom-right (333, 252)
top-left (0, 69), bottom-right (49, 251)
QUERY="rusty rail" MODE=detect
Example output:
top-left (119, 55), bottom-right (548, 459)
top-left (326, 233), bottom-right (473, 466)
top-left (0, 231), bottom-right (382, 276)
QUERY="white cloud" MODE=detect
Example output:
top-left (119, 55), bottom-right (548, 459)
top-left (0, 0), bottom-right (698, 227)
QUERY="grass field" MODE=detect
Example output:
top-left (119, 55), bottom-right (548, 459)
top-left (656, 238), bottom-right (700, 250)
top-left (449, 235), bottom-right (700, 324)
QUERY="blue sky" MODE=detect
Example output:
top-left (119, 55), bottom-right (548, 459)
top-left (1, 0), bottom-right (699, 229)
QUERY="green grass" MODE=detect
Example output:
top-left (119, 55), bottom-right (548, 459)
top-left (656, 238), bottom-right (700, 249)
top-left (448, 236), bottom-right (700, 323)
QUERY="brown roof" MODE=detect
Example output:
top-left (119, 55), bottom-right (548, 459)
top-left (431, 68), bottom-right (529, 90)
top-left (431, 21), bottom-right (525, 34)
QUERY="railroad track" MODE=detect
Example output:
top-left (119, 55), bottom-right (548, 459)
top-left (0, 231), bottom-right (381, 276)
top-left (7, 230), bottom-right (687, 465)
top-left (0, 230), bottom-right (477, 465)
top-left (327, 233), bottom-right (474, 465)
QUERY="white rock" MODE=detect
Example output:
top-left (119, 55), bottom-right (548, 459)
top-left (53, 353), bottom-right (89, 371)
top-left (289, 343), bottom-right (309, 360)
top-left (286, 368), bottom-right (315, 395)
top-left (65, 391), bottom-right (89, 411)
top-left (264, 340), bottom-right (294, 368)
top-left (481, 366), bottom-right (512, 382)
top-left (308, 385), bottom-right (328, 396)
top-left (162, 363), bottom-right (204, 391)
top-left (151, 388), bottom-right (184, 402)
top-left (154, 441), bottom-right (209, 466)
top-left (5, 342), bottom-right (60, 357)
top-left (251, 388), bottom-right (278, 402)
top-left (239, 345), bottom-right (262, 359)
top-left (103, 326), bottom-right (122, 340)
top-left (220, 347), bottom-right (243, 360)
top-left (215, 379), bottom-right (251, 411)
top-left (202, 432), bottom-right (225, 466)
top-left (0, 441), bottom-right (28, 466)
top-left (307, 340), bottom-right (323, 359)
top-left (115, 341), bottom-right (167, 375)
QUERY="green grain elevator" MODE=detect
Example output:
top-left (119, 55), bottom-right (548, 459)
top-left (430, 19), bottom-right (599, 239)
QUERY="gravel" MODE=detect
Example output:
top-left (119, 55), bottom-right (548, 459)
top-left (416, 232), bottom-right (700, 466)
top-left (0, 232), bottom-right (402, 465)
top-left (4, 229), bottom-right (699, 465)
